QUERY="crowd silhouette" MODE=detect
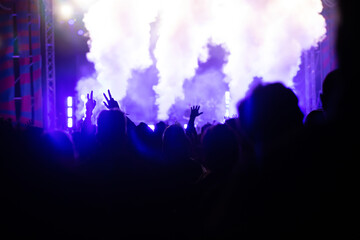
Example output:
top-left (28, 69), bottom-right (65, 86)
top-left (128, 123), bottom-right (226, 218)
top-left (1, 2), bottom-right (359, 239)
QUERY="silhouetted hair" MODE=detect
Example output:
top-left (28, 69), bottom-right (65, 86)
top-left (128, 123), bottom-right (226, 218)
top-left (97, 110), bottom-right (126, 144)
top-left (238, 83), bottom-right (303, 143)
top-left (304, 109), bottom-right (326, 129)
top-left (162, 124), bottom-right (191, 162)
top-left (202, 124), bottom-right (239, 174)
top-left (320, 69), bottom-right (343, 112)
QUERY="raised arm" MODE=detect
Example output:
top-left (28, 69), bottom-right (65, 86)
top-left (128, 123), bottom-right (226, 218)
top-left (85, 91), bottom-right (96, 123)
top-left (83, 90), bottom-right (96, 134)
top-left (186, 105), bottom-right (203, 136)
top-left (103, 89), bottom-right (120, 110)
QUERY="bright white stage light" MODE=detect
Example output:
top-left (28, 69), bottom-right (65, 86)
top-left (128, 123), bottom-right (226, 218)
top-left (68, 19), bottom-right (75, 25)
top-left (148, 124), bottom-right (155, 131)
top-left (72, 0), bottom-right (98, 11)
top-left (67, 118), bottom-right (73, 128)
top-left (67, 96), bottom-right (73, 107)
top-left (59, 3), bottom-right (74, 20)
top-left (67, 108), bottom-right (73, 117)
top-left (67, 96), bottom-right (74, 128)
top-left (183, 124), bottom-right (188, 129)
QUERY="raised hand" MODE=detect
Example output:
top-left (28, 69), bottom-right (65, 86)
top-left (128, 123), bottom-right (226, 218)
top-left (103, 89), bottom-right (119, 109)
top-left (190, 105), bottom-right (203, 119)
top-left (186, 105), bottom-right (203, 138)
top-left (86, 90), bottom-right (96, 114)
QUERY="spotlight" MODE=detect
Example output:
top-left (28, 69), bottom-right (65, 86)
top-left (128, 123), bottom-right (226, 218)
top-left (67, 118), bottom-right (73, 128)
top-left (68, 19), bottom-right (75, 25)
top-left (67, 96), bottom-right (73, 107)
top-left (59, 3), bottom-right (74, 20)
top-left (148, 124), bottom-right (155, 131)
top-left (67, 108), bottom-right (73, 117)
top-left (67, 96), bottom-right (73, 128)
top-left (183, 124), bottom-right (188, 129)
top-left (77, 29), bottom-right (84, 36)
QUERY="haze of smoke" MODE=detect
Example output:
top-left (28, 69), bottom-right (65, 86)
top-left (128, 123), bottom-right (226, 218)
top-left (182, 69), bottom-right (228, 124)
top-left (79, 0), bottom-right (326, 120)
top-left (75, 75), bottom-right (103, 120)
top-left (153, 0), bottom-right (214, 120)
top-left (212, 0), bottom-right (326, 114)
top-left (154, 0), bottom-right (325, 119)
top-left (77, 0), bottom-right (158, 105)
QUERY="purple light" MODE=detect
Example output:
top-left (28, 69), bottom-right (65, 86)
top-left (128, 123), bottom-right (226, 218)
top-left (77, 29), bottom-right (84, 36)
top-left (68, 19), bottom-right (75, 25)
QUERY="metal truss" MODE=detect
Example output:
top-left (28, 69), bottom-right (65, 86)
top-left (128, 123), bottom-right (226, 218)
top-left (42, 0), bottom-right (56, 129)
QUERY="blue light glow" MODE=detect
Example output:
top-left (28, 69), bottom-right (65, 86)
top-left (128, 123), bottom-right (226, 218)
top-left (68, 19), bottom-right (75, 25)
top-left (77, 29), bottom-right (84, 36)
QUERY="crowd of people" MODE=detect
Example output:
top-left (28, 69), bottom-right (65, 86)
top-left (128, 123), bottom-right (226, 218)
top-left (1, 2), bottom-right (358, 239)
top-left (1, 68), bottom-right (356, 238)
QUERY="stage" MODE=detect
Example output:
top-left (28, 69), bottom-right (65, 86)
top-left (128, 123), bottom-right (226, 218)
top-left (0, 0), bottom-right (338, 129)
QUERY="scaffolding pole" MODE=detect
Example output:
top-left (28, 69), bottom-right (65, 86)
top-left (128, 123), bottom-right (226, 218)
top-left (42, 0), bottom-right (56, 129)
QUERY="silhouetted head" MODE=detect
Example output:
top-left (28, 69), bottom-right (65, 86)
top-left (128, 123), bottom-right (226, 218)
top-left (238, 83), bottom-right (304, 144)
top-left (128, 122), bottom-right (155, 157)
top-left (200, 123), bottom-right (212, 137)
top-left (304, 109), bottom-right (326, 129)
top-left (135, 122), bottom-right (154, 144)
top-left (162, 124), bottom-right (191, 163)
top-left (154, 121), bottom-right (167, 138)
top-left (97, 110), bottom-right (126, 146)
top-left (137, 122), bottom-right (152, 133)
top-left (202, 124), bottom-right (239, 175)
top-left (320, 69), bottom-right (344, 121)
top-left (225, 118), bottom-right (239, 132)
